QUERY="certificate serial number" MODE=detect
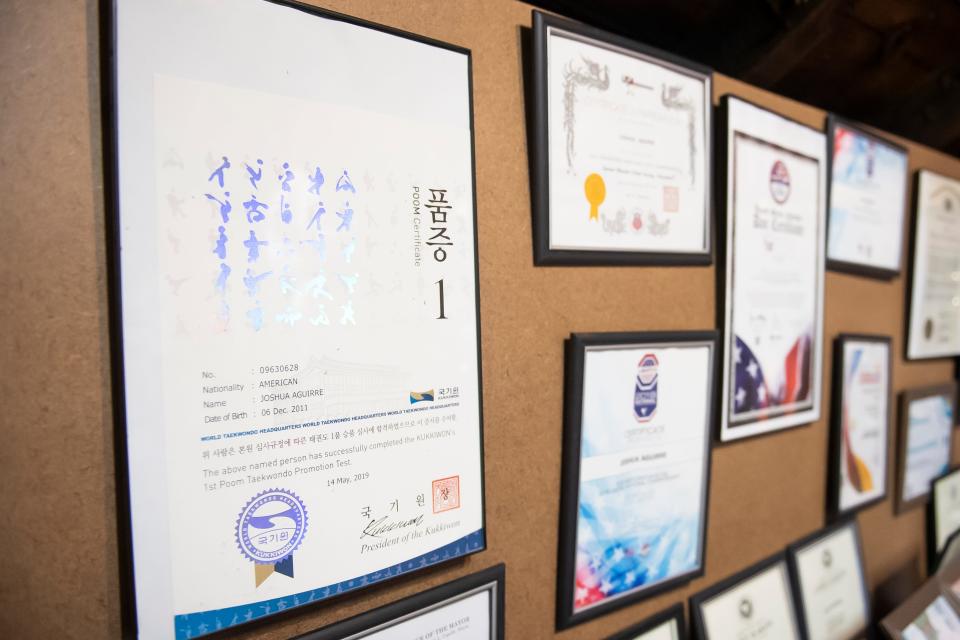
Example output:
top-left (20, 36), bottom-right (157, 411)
top-left (259, 364), bottom-right (299, 374)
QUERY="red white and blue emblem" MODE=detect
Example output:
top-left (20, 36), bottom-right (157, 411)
top-left (769, 160), bottom-right (791, 204)
top-left (634, 354), bottom-right (658, 422)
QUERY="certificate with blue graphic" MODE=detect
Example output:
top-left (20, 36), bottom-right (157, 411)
top-left (110, 2), bottom-right (484, 638)
top-left (557, 331), bottom-right (716, 628)
top-left (719, 96), bottom-right (826, 442)
top-left (896, 384), bottom-right (957, 512)
top-left (826, 117), bottom-right (908, 278)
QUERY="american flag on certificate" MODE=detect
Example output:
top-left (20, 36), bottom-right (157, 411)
top-left (732, 334), bottom-right (811, 415)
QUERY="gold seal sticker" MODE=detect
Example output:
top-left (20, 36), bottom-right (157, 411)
top-left (584, 173), bottom-right (605, 221)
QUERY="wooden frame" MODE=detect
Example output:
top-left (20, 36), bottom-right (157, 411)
top-left (557, 331), bottom-right (717, 629)
top-left (896, 383), bottom-right (959, 514)
top-left (530, 10), bottom-right (713, 266)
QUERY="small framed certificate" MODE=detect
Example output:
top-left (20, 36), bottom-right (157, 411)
top-left (896, 383), bottom-right (958, 513)
top-left (907, 170), bottom-right (960, 360)
top-left (929, 468), bottom-right (960, 571)
top-left (293, 564), bottom-right (505, 640)
top-left (557, 331), bottom-right (717, 628)
top-left (827, 335), bottom-right (892, 518)
top-left (786, 520), bottom-right (870, 640)
top-left (825, 116), bottom-right (909, 279)
top-left (689, 552), bottom-right (802, 640)
top-left (606, 603), bottom-right (685, 640)
top-left (881, 576), bottom-right (960, 640)
top-left (531, 11), bottom-right (713, 265)
top-left (718, 95), bottom-right (827, 442)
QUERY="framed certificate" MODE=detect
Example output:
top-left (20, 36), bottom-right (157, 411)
top-left (937, 528), bottom-right (960, 575)
top-left (557, 331), bottom-right (717, 628)
top-left (929, 468), bottom-right (960, 571)
top-left (689, 552), bottom-right (802, 640)
top-left (896, 384), bottom-right (958, 513)
top-left (827, 334), bottom-right (892, 518)
top-left (825, 116), bottom-right (909, 279)
top-left (293, 564), bottom-right (505, 640)
top-left (531, 11), bottom-right (712, 266)
top-left (717, 96), bottom-right (827, 442)
top-left (907, 170), bottom-right (960, 360)
top-left (606, 603), bottom-right (685, 640)
top-left (881, 576), bottom-right (960, 640)
top-left (786, 520), bottom-right (870, 640)
top-left (107, 1), bottom-right (484, 638)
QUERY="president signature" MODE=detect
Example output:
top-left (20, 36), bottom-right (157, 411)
top-left (360, 514), bottom-right (425, 539)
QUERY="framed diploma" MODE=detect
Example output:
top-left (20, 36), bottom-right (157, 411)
top-left (557, 331), bottom-right (717, 628)
top-left (929, 468), bottom-right (960, 571)
top-left (689, 552), bottom-right (803, 640)
top-left (880, 576), bottom-right (960, 640)
top-left (107, 1), bottom-right (485, 638)
top-left (531, 11), bottom-right (712, 266)
top-left (825, 116), bottom-right (909, 279)
top-left (606, 603), bottom-right (685, 640)
top-left (293, 564), bottom-right (505, 640)
top-left (828, 334), bottom-right (892, 518)
top-left (907, 170), bottom-right (960, 360)
top-left (786, 520), bottom-right (870, 640)
top-left (717, 96), bottom-right (827, 442)
top-left (896, 384), bottom-right (958, 513)
top-left (937, 528), bottom-right (960, 574)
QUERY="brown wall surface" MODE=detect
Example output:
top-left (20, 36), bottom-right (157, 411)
top-left (1, 1), bottom-right (958, 638)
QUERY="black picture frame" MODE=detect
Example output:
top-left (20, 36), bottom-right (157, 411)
top-left (927, 467), bottom-right (960, 573)
top-left (827, 334), bottom-right (893, 520)
top-left (905, 169), bottom-right (960, 361)
top-left (895, 383), bottom-right (959, 514)
top-left (824, 114), bottom-right (909, 280)
top-left (605, 603), bottom-right (686, 640)
top-left (292, 564), bottom-right (505, 640)
top-left (529, 10), bottom-right (714, 266)
top-left (715, 94), bottom-right (826, 443)
top-left (934, 527), bottom-right (960, 575)
top-left (689, 551), bottom-right (802, 640)
top-left (557, 330), bottom-right (718, 629)
top-left (785, 519), bottom-right (871, 640)
top-left (102, 1), bottom-right (487, 638)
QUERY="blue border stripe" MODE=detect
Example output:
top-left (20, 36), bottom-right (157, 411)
top-left (173, 529), bottom-right (484, 639)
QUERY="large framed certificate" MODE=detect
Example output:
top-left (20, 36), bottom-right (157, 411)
top-left (825, 116), bottom-right (909, 279)
top-left (896, 384), bottom-right (958, 513)
top-left (689, 552), bottom-right (803, 640)
top-left (606, 603), bottom-right (686, 640)
top-left (531, 11), bottom-right (712, 266)
top-left (929, 468), bottom-right (960, 572)
top-left (786, 520), bottom-right (870, 640)
top-left (557, 331), bottom-right (717, 628)
top-left (907, 170), bottom-right (960, 360)
top-left (293, 564), bottom-right (505, 640)
top-left (827, 334), bottom-right (892, 518)
top-left (718, 96), bottom-right (827, 442)
top-left (107, 1), bottom-right (484, 638)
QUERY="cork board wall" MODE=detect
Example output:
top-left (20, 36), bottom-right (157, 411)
top-left (1, 0), bottom-right (958, 638)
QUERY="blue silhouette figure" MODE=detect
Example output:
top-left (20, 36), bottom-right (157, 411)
top-left (336, 202), bottom-right (354, 232)
top-left (243, 195), bottom-right (268, 223)
top-left (244, 230), bottom-right (268, 262)
top-left (215, 262), bottom-right (231, 293)
top-left (205, 192), bottom-right (231, 223)
top-left (302, 233), bottom-right (326, 259)
top-left (213, 226), bottom-right (228, 259)
top-left (208, 156), bottom-right (230, 188)
top-left (243, 269), bottom-right (272, 297)
top-left (245, 159), bottom-right (263, 189)
top-left (278, 162), bottom-right (294, 192)
top-left (246, 304), bottom-right (264, 331)
top-left (336, 169), bottom-right (356, 193)
top-left (307, 201), bottom-right (325, 231)
top-left (280, 196), bottom-right (293, 224)
top-left (307, 167), bottom-right (324, 195)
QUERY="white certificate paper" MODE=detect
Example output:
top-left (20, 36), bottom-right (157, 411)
top-left (907, 171), bottom-right (960, 359)
top-left (826, 123), bottom-right (908, 273)
top-left (544, 23), bottom-right (710, 255)
top-left (720, 98), bottom-right (826, 441)
top-left (699, 561), bottom-right (801, 640)
top-left (793, 526), bottom-right (868, 640)
top-left (573, 341), bottom-right (711, 614)
top-left (345, 590), bottom-right (491, 640)
top-left (935, 472), bottom-right (960, 555)
top-left (114, 2), bottom-right (483, 638)
top-left (837, 340), bottom-right (889, 513)
top-left (903, 596), bottom-right (960, 640)
top-left (629, 619), bottom-right (680, 640)
top-left (902, 395), bottom-right (954, 503)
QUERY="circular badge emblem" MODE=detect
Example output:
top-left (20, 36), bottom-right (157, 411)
top-left (769, 160), bottom-right (791, 204)
top-left (235, 489), bottom-right (307, 564)
top-left (637, 354), bottom-right (659, 385)
top-left (739, 597), bottom-right (753, 619)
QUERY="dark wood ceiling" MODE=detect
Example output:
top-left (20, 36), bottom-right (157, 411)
top-left (528, 0), bottom-right (960, 157)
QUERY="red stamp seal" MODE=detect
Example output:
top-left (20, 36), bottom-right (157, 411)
top-left (662, 186), bottom-right (679, 212)
top-left (432, 476), bottom-right (460, 514)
